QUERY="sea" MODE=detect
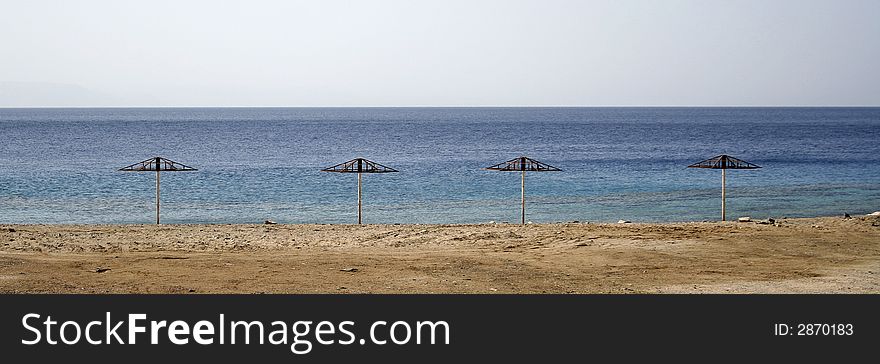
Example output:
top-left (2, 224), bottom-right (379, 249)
top-left (0, 107), bottom-right (878, 224)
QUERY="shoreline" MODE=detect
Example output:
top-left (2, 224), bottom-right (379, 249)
top-left (1, 215), bottom-right (878, 294)
top-left (4, 209), bottom-right (877, 227)
top-left (1, 213), bottom-right (873, 227)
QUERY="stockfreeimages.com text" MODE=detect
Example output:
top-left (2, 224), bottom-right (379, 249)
top-left (22, 313), bottom-right (450, 355)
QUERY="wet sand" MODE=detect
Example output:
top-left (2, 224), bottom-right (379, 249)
top-left (1, 215), bottom-right (878, 293)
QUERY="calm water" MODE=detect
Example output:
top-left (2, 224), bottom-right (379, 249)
top-left (0, 107), bottom-right (878, 224)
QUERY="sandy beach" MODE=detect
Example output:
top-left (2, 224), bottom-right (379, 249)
top-left (1, 215), bottom-right (878, 294)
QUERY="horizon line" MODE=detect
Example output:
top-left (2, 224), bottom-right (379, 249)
top-left (2, 105), bottom-right (880, 109)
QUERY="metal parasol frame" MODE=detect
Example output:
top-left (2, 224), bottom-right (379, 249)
top-left (119, 156), bottom-right (197, 224)
top-left (321, 158), bottom-right (398, 224)
top-left (485, 156), bottom-right (561, 225)
top-left (687, 154), bottom-right (760, 221)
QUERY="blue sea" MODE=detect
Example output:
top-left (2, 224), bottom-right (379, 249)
top-left (0, 107), bottom-right (878, 224)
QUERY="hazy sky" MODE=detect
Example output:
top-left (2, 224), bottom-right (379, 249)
top-left (1, 0), bottom-right (878, 107)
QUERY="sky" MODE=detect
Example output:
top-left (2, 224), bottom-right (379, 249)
top-left (1, 0), bottom-right (878, 107)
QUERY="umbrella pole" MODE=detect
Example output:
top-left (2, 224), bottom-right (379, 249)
top-left (521, 170), bottom-right (526, 225)
top-left (156, 170), bottom-right (161, 225)
top-left (721, 169), bottom-right (726, 221)
top-left (357, 172), bottom-right (362, 225)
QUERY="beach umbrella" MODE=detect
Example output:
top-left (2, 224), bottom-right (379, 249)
top-left (485, 156), bottom-right (561, 225)
top-left (687, 154), bottom-right (760, 221)
top-left (119, 156), bottom-right (197, 224)
top-left (321, 158), bottom-right (398, 224)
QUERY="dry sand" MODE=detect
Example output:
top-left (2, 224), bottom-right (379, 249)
top-left (1, 216), bottom-right (878, 294)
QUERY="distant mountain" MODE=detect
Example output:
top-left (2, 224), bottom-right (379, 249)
top-left (0, 81), bottom-right (121, 107)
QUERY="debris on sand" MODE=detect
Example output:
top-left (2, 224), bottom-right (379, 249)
top-left (618, 220), bottom-right (631, 224)
top-left (95, 267), bottom-right (111, 273)
top-left (264, 220), bottom-right (277, 225)
top-left (340, 268), bottom-right (359, 272)
top-left (737, 217), bottom-right (751, 222)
